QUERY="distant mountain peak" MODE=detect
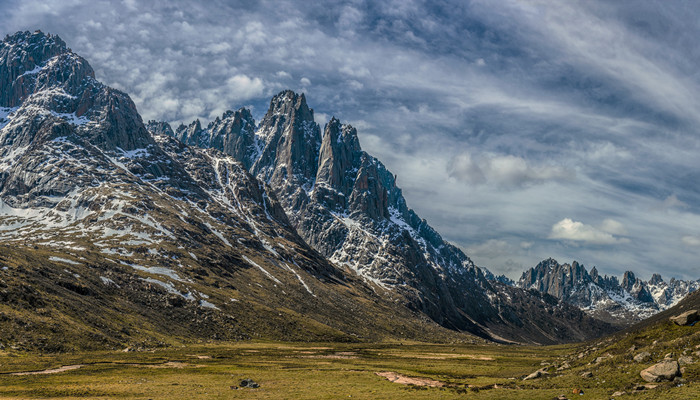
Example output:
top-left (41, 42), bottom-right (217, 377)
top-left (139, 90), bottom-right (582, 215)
top-left (517, 258), bottom-right (700, 325)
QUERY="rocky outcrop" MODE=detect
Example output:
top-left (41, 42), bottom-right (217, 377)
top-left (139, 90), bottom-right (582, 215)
top-left (670, 310), bottom-right (699, 326)
top-left (640, 360), bottom-right (681, 382)
top-left (517, 258), bottom-right (700, 324)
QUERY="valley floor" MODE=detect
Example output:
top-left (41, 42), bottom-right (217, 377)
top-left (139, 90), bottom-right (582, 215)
top-left (0, 339), bottom-right (698, 399)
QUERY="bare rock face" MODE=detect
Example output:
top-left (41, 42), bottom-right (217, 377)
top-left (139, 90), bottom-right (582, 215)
top-left (253, 90), bottom-right (320, 193)
top-left (670, 309), bottom-right (699, 326)
top-left (159, 89), bottom-right (616, 344)
top-left (640, 360), bottom-right (680, 382)
top-left (517, 258), bottom-right (699, 325)
top-left (1, 30), bottom-right (69, 107)
top-left (3, 31), bottom-right (433, 349)
top-left (0, 31), bottom-right (163, 209)
top-left (146, 120), bottom-right (174, 137)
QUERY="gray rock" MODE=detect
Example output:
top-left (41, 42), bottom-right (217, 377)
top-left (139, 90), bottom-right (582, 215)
top-left (670, 309), bottom-right (699, 326)
top-left (634, 351), bottom-right (652, 363)
top-left (595, 354), bottom-right (612, 363)
top-left (580, 371), bottom-right (593, 378)
top-left (523, 368), bottom-right (548, 380)
top-left (640, 360), bottom-right (680, 382)
top-left (240, 378), bottom-right (259, 388)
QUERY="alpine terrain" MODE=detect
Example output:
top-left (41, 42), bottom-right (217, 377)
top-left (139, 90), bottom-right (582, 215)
top-left (152, 92), bottom-right (613, 344)
top-left (0, 30), bottom-right (616, 350)
top-left (518, 258), bottom-right (700, 325)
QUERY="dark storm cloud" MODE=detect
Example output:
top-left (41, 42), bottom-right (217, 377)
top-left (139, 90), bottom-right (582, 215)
top-left (2, 0), bottom-right (700, 280)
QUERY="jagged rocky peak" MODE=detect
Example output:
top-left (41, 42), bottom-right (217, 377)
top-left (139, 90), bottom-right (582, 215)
top-left (316, 117), bottom-right (361, 191)
top-left (174, 119), bottom-right (202, 146)
top-left (649, 273), bottom-right (664, 285)
top-left (208, 108), bottom-right (257, 169)
top-left (622, 271), bottom-right (654, 303)
top-left (253, 90), bottom-right (321, 187)
top-left (1, 30), bottom-right (71, 107)
top-left (146, 120), bottom-right (174, 137)
top-left (313, 117), bottom-right (366, 213)
top-left (621, 270), bottom-right (637, 291)
top-left (517, 257), bottom-right (700, 324)
top-left (0, 30), bottom-right (152, 152)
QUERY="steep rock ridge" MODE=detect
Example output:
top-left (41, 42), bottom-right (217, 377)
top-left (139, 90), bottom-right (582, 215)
top-left (517, 258), bottom-right (700, 324)
top-left (169, 109), bottom-right (258, 169)
top-left (0, 30), bottom-right (151, 154)
top-left (0, 31), bottom-right (480, 349)
top-left (160, 90), bottom-right (616, 343)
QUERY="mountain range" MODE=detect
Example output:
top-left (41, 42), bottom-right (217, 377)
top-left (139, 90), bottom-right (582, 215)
top-left (0, 30), bottom-right (690, 349)
top-left (516, 258), bottom-right (699, 325)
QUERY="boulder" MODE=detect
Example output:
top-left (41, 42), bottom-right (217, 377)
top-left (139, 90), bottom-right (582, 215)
top-left (240, 378), bottom-right (259, 388)
top-left (670, 310), bottom-right (699, 326)
top-left (523, 368), bottom-right (549, 380)
top-left (633, 351), bottom-right (651, 363)
top-left (595, 353), bottom-right (612, 363)
top-left (640, 360), bottom-right (680, 382)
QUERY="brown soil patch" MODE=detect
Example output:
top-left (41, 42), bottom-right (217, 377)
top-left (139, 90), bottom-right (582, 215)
top-left (375, 371), bottom-right (445, 387)
top-left (387, 352), bottom-right (493, 360)
top-left (146, 362), bottom-right (202, 368)
top-left (10, 364), bottom-right (84, 376)
top-left (300, 354), bottom-right (358, 359)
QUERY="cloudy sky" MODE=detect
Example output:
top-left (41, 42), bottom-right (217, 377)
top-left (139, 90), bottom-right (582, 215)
top-left (3, 0), bottom-right (700, 281)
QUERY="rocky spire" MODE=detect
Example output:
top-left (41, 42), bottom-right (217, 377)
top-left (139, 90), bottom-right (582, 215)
top-left (622, 271), bottom-right (637, 292)
top-left (316, 117), bottom-right (361, 192)
top-left (590, 266), bottom-right (599, 283)
top-left (252, 90), bottom-right (321, 189)
top-left (209, 108), bottom-right (257, 169)
top-left (649, 273), bottom-right (664, 285)
top-left (174, 119), bottom-right (203, 147)
top-left (313, 117), bottom-right (362, 210)
top-left (0, 31), bottom-right (70, 107)
top-left (146, 120), bottom-right (174, 137)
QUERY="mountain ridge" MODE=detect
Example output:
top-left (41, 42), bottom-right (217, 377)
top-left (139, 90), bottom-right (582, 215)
top-left (149, 91), bottom-right (614, 344)
top-left (0, 30), bottom-right (614, 348)
top-left (516, 257), bottom-right (700, 325)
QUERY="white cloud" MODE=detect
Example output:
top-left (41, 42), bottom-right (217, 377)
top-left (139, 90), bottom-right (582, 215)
top-left (448, 152), bottom-right (574, 187)
top-left (275, 71), bottom-right (291, 79)
top-left (599, 218), bottom-right (628, 235)
top-left (682, 236), bottom-right (700, 247)
top-left (225, 74), bottom-right (264, 99)
top-left (659, 194), bottom-right (688, 211)
top-left (549, 218), bottom-right (629, 245)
